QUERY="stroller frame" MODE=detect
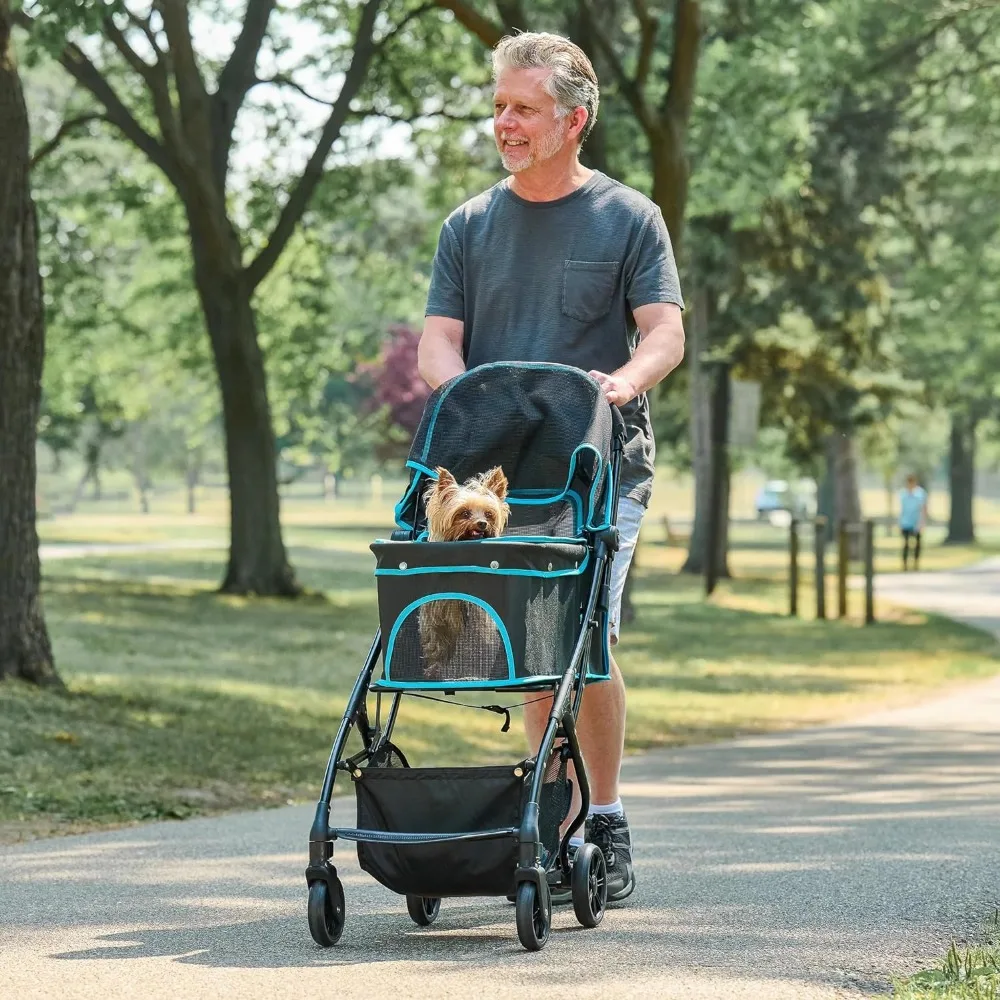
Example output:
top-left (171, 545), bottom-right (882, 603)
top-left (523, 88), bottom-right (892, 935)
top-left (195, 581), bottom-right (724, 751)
top-left (306, 374), bottom-right (627, 952)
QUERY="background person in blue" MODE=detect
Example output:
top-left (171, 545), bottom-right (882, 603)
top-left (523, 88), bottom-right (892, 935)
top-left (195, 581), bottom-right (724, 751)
top-left (899, 474), bottom-right (928, 571)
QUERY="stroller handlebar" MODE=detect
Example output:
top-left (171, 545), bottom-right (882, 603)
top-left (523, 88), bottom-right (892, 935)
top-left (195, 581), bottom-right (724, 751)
top-left (610, 404), bottom-right (626, 447)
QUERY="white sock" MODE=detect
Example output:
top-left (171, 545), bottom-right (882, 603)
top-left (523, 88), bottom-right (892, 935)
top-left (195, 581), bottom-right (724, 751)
top-left (589, 798), bottom-right (623, 817)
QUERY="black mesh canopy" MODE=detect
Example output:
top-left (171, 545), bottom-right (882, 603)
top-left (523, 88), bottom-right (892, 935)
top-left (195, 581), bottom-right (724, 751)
top-left (396, 363), bottom-right (615, 537)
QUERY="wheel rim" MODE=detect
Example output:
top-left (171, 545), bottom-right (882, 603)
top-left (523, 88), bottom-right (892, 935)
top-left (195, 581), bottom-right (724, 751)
top-left (589, 853), bottom-right (607, 915)
top-left (330, 886), bottom-right (344, 931)
top-left (309, 879), bottom-right (344, 946)
top-left (533, 892), bottom-right (548, 941)
top-left (423, 898), bottom-right (437, 920)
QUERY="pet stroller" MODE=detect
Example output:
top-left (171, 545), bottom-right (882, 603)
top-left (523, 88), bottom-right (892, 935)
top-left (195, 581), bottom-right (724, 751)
top-left (305, 361), bottom-right (626, 952)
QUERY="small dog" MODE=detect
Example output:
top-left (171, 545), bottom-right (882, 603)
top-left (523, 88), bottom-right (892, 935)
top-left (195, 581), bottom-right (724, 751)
top-left (418, 466), bottom-right (510, 679)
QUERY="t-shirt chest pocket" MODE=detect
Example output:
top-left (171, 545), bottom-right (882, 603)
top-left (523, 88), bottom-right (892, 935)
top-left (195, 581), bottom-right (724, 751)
top-left (561, 260), bottom-right (620, 323)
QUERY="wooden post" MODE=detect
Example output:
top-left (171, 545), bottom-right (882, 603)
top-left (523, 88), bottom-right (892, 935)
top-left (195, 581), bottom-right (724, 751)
top-left (789, 519), bottom-right (799, 617)
top-left (814, 516), bottom-right (827, 620)
top-left (837, 521), bottom-right (849, 619)
top-left (705, 361), bottom-right (731, 597)
top-left (864, 519), bottom-right (875, 625)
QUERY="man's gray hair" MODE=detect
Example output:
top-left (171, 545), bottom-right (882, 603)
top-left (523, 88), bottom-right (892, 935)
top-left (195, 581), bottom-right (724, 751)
top-left (492, 32), bottom-right (600, 142)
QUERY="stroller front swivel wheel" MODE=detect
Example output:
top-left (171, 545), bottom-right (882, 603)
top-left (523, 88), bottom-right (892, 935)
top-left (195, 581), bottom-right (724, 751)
top-left (308, 877), bottom-right (345, 947)
top-left (515, 881), bottom-right (551, 951)
top-left (406, 895), bottom-right (441, 926)
top-left (571, 843), bottom-right (607, 928)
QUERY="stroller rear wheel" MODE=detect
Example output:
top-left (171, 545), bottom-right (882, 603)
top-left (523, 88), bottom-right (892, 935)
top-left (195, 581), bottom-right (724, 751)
top-left (406, 895), bottom-right (441, 926)
top-left (515, 880), bottom-right (551, 951)
top-left (571, 843), bottom-right (607, 927)
top-left (308, 877), bottom-right (345, 947)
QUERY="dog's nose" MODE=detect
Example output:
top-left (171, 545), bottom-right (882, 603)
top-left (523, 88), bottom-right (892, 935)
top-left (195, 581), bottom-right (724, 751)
top-left (476, 519), bottom-right (488, 531)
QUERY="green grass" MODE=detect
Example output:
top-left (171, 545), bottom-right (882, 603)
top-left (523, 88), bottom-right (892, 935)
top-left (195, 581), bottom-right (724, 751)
top-left (890, 912), bottom-right (1000, 999)
top-left (4, 502), bottom-right (999, 843)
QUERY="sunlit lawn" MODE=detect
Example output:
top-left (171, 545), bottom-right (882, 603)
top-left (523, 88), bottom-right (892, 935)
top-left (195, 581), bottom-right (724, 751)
top-left (5, 483), bottom-right (999, 843)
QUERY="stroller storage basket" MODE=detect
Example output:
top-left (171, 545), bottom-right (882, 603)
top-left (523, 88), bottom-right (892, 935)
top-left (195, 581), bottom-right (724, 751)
top-left (371, 538), bottom-right (607, 689)
top-left (354, 765), bottom-right (522, 897)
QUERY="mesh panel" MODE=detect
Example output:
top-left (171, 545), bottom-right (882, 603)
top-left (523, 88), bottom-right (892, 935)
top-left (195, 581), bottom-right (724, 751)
top-left (374, 538), bottom-right (605, 687)
top-left (505, 498), bottom-right (578, 538)
top-left (389, 598), bottom-right (510, 683)
top-left (537, 749), bottom-right (572, 869)
top-left (400, 364), bottom-right (613, 537)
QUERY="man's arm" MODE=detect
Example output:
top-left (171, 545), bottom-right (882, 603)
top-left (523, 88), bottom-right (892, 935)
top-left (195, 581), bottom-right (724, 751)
top-left (418, 315), bottom-right (466, 390)
top-left (589, 302), bottom-right (685, 406)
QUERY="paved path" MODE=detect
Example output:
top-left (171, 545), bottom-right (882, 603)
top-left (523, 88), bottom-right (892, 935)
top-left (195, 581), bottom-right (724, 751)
top-left (876, 556), bottom-right (1000, 639)
top-left (3, 566), bottom-right (1000, 1000)
top-left (39, 539), bottom-right (225, 561)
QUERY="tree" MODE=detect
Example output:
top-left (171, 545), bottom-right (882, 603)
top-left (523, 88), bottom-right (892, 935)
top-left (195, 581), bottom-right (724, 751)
top-left (683, 0), bottom-right (1000, 565)
top-left (27, 125), bottom-right (213, 512)
top-left (17, 0), bottom-right (417, 594)
top-left (367, 324), bottom-right (432, 450)
top-left (0, 0), bottom-right (59, 686)
top-left (886, 10), bottom-right (1000, 543)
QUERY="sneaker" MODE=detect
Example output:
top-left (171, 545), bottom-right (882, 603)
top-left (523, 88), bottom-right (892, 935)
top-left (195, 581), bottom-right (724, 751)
top-left (586, 811), bottom-right (635, 902)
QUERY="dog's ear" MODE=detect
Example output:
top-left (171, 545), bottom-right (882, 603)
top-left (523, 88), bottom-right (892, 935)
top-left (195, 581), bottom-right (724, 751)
top-left (434, 467), bottom-right (457, 490)
top-left (479, 466), bottom-right (508, 501)
top-left (428, 467), bottom-right (458, 503)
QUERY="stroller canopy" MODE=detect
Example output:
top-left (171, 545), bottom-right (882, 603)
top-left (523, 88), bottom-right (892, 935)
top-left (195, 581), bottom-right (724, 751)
top-left (395, 362), bottom-right (615, 538)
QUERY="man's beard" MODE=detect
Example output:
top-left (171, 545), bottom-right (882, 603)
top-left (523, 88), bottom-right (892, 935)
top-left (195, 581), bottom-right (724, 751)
top-left (498, 120), bottom-right (567, 173)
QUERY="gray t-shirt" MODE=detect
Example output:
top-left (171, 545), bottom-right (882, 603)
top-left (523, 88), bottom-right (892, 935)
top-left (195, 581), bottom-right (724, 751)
top-left (425, 170), bottom-right (683, 507)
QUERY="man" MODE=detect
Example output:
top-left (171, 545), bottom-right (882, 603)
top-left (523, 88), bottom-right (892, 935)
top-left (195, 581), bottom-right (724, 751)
top-left (418, 31), bottom-right (685, 902)
top-left (899, 474), bottom-right (928, 571)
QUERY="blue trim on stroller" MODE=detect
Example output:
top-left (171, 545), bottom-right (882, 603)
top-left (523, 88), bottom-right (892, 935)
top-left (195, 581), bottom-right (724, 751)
top-left (406, 460), bottom-right (439, 479)
top-left (371, 673), bottom-right (607, 692)
top-left (587, 463), bottom-right (615, 532)
top-left (383, 592), bottom-right (516, 685)
top-left (507, 488), bottom-right (584, 535)
top-left (397, 447), bottom-right (608, 534)
top-left (393, 476), bottom-right (421, 531)
top-left (393, 467), bottom-right (597, 537)
top-left (375, 550), bottom-right (590, 579)
top-left (484, 535), bottom-right (586, 544)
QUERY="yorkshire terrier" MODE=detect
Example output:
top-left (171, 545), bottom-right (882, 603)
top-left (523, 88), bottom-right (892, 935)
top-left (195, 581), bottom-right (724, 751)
top-left (418, 466), bottom-right (510, 678)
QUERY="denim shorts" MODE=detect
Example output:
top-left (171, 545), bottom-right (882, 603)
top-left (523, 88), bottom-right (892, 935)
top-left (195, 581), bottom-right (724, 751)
top-left (608, 496), bottom-right (645, 643)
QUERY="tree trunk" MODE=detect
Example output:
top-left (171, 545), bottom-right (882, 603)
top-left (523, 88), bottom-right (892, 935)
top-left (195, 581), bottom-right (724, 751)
top-left (826, 431), bottom-right (863, 558)
top-left (0, 8), bottom-right (61, 686)
top-left (945, 411), bottom-right (976, 544)
top-left (136, 481), bottom-right (151, 514)
top-left (651, 135), bottom-right (690, 257)
top-left (705, 361), bottom-right (732, 590)
top-left (191, 240), bottom-right (299, 595)
top-left (129, 427), bottom-right (151, 513)
top-left (185, 449), bottom-right (202, 514)
top-left (73, 437), bottom-right (103, 503)
top-left (68, 445), bottom-right (101, 513)
top-left (681, 286), bottom-right (716, 574)
top-left (323, 469), bottom-right (338, 501)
